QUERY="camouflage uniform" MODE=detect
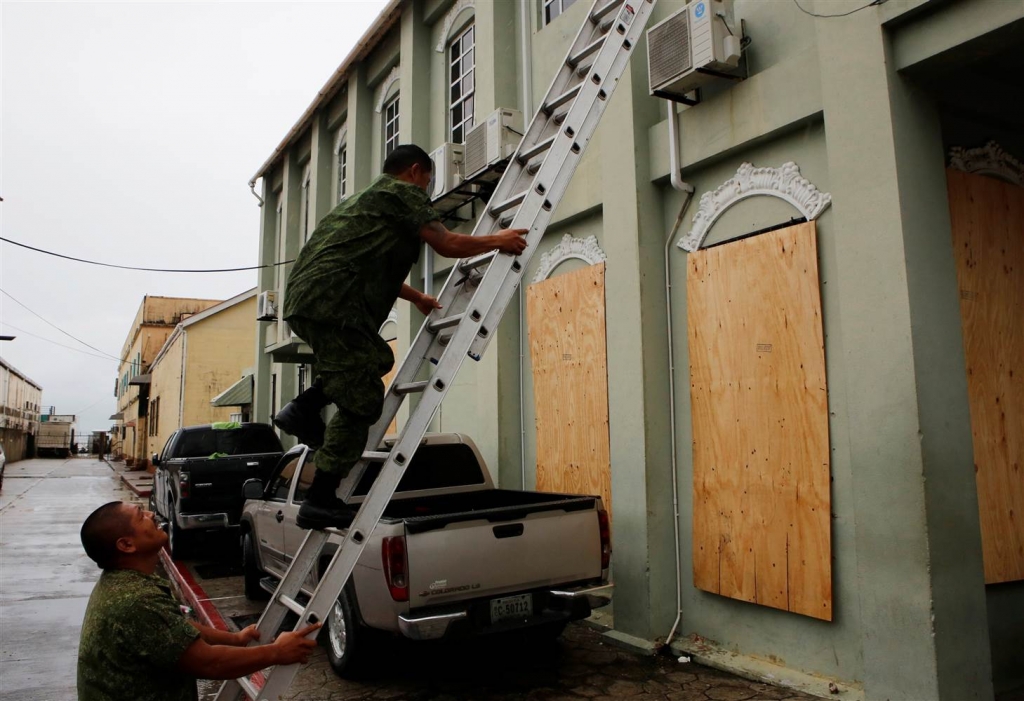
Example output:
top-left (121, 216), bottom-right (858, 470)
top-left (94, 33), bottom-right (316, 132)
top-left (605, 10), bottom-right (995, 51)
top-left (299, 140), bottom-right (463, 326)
top-left (78, 568), bottom-right (200, 701)
top-left (283, 174), bottom-right (439, 477)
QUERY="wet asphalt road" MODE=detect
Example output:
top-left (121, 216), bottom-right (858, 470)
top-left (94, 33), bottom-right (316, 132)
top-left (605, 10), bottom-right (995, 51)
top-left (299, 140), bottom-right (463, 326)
top-left (0, 457), bottom-right (142, 701)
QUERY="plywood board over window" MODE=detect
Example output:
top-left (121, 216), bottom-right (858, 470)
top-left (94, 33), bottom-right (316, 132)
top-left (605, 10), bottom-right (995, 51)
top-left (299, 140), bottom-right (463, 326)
top-left (528, 263), bottom-right (612, 518)
top-left (947, 168), bottom-right (1024, 584)
top-left (687, 222), bottom-right (832, 620)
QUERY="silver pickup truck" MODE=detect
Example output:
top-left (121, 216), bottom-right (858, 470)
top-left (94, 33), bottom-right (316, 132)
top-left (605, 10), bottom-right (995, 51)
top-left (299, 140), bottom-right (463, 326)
top-left (239, 433), bottom-right (611, 678)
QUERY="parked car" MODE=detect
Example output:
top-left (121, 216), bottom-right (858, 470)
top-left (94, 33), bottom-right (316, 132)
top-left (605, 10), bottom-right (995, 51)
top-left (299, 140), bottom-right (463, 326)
top-left (240, 433), bottom-right (611, 678)
top-left (151, 423), bottom-right (283, 558)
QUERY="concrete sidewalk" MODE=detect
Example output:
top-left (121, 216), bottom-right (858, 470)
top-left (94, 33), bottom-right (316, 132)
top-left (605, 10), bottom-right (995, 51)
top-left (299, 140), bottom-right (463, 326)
top-left (103, 457), bottom-right (153, 498)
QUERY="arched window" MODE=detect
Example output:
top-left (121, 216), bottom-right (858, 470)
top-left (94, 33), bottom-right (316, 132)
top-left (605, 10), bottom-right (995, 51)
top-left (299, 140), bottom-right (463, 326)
top-left (543, 0), bottom-right (578, 25)
top-left (299, 163), bottom-right (312, 242)
top-left (383, 94), bottom-right (400, 157)
top-left (448, 23), bottom-right (475, 143)
top-left (334, 124), bottom-right (349, 203)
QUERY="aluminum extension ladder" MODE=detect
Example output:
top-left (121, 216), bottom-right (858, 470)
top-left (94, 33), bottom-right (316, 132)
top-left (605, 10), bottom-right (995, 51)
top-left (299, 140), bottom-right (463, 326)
top-left (215, 1), bottom-right (656, 698)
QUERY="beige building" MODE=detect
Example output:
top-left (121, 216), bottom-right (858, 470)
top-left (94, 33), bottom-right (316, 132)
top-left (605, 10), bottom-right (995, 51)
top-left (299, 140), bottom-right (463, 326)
top-left (0, 357), bottom-right (43, 462)
top-left (147, 290), bottom-right (258, 460)
top-left (113, 295), bottom-right (221, 466)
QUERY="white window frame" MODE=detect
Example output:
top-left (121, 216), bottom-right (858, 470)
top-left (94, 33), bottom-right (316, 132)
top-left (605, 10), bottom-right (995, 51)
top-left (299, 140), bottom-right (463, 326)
top-left (334, 124), bottom-right (349, 204)
top-left (448, 22), bottom-right (475, 144)
top-left (300, 163), bottom-right (312, 242)
top-left (383, 94), bottom-right (400, 158)
top-left (542, 0), bottom-right (578, 25)
top-left (274, 191), bottom-right (285, 291)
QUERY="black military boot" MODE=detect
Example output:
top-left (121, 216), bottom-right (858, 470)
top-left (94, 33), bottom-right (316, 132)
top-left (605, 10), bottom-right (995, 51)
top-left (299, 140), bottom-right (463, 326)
top-left (273, 380), bottom-right (329, 448)
top-left (296, 468), bottom-right (357, 530)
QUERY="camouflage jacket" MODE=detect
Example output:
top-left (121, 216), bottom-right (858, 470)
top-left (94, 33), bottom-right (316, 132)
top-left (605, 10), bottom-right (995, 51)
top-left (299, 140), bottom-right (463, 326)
top-left (282, 174), bottom-right (439, 330)
top-left (78, 568), bottom-right (200, 701)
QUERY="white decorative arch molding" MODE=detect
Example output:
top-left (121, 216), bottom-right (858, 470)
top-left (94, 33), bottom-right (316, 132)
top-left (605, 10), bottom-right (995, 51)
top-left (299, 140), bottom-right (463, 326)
top-left (374, 65), bottom-right (401, 113)
top-left (436, 0), bottom-right (475, 52)
top-left (677, 162), bottom-right (833, 252)
top-left (333, 123), bottom-right (348, 154)
top-left (948, 141), bottom-right (1024, 187)
top-left (532, 234), bottom-right (607, 284)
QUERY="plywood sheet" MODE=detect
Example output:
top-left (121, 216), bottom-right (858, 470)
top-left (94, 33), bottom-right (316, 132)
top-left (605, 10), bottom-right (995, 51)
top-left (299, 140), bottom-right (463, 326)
top-left (383, 339), bottom-right (399, 436)
top-left (687, 222), bottom-right (832, 620)
top-left (528, 263), bottom-right (612, 517)
top-left (947, 168), bottom-right (1024, 584)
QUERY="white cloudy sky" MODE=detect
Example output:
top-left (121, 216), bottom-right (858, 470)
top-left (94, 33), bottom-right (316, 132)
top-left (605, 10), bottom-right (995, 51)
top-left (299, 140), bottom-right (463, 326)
top-left (1, 0), bottom-right (388, 435)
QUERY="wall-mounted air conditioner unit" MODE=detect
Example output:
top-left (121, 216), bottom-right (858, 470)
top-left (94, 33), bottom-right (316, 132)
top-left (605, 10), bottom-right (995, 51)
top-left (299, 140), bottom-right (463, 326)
top-left (648, 0), bottom-right (742, 101)
top-left (464, 108), bottom-right (524, 177)
top-left (256, 291), bottom-right (277, 321)
top-left (429, 142), bottom-right (466, 200)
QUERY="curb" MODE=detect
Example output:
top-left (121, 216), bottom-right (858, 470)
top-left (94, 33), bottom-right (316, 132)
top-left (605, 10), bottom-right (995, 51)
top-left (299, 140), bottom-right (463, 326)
top-left (120, 475), bottom-right (153, 499)
top-left (159, 548), bottom-right (231, 632)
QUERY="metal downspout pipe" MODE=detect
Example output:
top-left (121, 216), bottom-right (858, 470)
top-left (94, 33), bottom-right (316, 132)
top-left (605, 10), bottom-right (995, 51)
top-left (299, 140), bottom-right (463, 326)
top-left (518, 0), bottom-right (533, 491)
top-left (664, 99), bottom-right (694, 648)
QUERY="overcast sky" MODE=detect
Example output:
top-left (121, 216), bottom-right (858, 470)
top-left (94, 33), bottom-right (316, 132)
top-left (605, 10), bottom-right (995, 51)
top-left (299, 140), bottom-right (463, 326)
top-left (1, 1), bottom-right (388, 436)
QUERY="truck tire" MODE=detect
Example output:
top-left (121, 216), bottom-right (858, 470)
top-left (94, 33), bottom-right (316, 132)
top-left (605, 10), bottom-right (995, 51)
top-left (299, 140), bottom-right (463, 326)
top-left (167, 503), bottom-right (190, 560)
top-left (322, 590), bottom-right (373, 679)
top-left (242, 532), bottom-right (269, 601)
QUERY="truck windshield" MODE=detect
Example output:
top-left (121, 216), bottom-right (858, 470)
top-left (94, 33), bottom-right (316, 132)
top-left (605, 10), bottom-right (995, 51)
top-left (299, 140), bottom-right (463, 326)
top-left (174, 427), bottom-right (282, 458)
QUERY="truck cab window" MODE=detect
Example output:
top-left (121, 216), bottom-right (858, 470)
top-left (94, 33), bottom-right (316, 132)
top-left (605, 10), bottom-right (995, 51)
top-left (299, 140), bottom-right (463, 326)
top-left (270, 456), bottom-right (300, 502)
top-left (293, 460), bottom-right (316, 504)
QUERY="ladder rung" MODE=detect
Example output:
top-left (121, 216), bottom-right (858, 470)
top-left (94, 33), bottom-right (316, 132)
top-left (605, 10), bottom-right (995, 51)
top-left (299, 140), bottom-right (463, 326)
top-left (543, 83), bottom-right (582, 115)
top-left (568, 36), bottom-right (605, 67)
top-left (236, 675), bottom-right (261, 699)
top-left (460, 251), bottom-right (496, 272)
top-left (394, 380), bottom-right (429, 395)
top-left (490, 191), bottom-right (528, 216)
top-left (499, 215), bottom-right (515, 228)
top-left (362, 451), bottom-right (390, 462)
top-left (428, 312), bottom-right (465, 333)
top-left (278, 593), bottom-right (305, 616)
top-left (518, 135), bottom-right (557, 164)
top-left (590, 0), bottom-right (622, 24)
top-left (527, 161), bottom-right (542, 176)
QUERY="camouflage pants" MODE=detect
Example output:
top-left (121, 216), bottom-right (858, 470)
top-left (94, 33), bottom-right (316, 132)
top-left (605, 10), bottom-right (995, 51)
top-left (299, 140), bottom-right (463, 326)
top-left (287, 317), bottom-right (395, 477)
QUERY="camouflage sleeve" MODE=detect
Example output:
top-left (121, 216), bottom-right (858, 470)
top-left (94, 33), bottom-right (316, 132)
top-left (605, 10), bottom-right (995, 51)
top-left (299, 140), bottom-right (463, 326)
top-left (391, 181), bottom-right (439, 235)
top-left (119, 589), bottom-right (201, 671)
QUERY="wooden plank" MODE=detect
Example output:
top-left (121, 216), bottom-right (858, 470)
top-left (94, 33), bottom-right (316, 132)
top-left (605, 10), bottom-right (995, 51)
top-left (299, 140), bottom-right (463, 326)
top-left (383, 339), bottom-right (398, 436)
top-left (687, 222), bottom-right (832, 620)
top-left (947, 169), bottom-right (1024, 584)
top-left (527, 263), bottom-right (612, 518)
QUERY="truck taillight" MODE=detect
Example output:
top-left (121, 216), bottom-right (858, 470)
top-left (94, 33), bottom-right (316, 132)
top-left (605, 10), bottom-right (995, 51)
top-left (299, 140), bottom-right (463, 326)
top-left (179, 473), bottom-right (190, 499)
top-left (597, 507), bottom-right (611, 570)
top-left (381, 536), bottom-right (409, 602)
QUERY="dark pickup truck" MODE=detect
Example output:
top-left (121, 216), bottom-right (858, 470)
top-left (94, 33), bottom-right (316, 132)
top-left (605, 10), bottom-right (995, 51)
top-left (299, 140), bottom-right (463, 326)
top-left (151, 423), bottom-right (283, 558)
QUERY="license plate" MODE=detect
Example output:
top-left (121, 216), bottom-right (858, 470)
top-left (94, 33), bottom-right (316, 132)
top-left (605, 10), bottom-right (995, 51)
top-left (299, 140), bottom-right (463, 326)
top-left (490, 594), bottom-right (533, 623)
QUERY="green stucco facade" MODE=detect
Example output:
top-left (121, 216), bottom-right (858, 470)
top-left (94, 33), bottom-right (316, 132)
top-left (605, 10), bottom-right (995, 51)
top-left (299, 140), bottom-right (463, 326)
top-left (251, 0), bottom-right (1024, 697)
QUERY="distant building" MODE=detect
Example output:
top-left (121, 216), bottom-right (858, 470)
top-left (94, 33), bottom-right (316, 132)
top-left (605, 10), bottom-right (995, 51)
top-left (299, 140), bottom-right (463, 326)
top-left (147, 289), bottom-right (257, 464)
top-left (112, 295), bottom-right (221, 467)
top-left (0, 358), bottom-right (43, 462)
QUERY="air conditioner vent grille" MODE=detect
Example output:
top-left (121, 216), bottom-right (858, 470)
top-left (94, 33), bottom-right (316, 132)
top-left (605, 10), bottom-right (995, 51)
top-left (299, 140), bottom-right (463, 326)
top-left (648, 11), bottom-right (690, 89)
top-left (464, 121), bottom-right (488, 176)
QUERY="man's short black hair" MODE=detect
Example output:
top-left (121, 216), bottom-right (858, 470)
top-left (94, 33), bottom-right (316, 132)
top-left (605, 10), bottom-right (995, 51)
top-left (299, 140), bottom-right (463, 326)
top-left (383, 144), bottom-right (432, 176)
top-left (81, 501), bottom-right (132, 570)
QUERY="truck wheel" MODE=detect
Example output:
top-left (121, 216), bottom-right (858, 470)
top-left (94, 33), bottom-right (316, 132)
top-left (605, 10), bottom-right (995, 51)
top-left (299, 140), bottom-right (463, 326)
top-left (242, 533), bottom-right (269, 601)
top-left (167, 508), bottom-right (190, 560)
top-left (323, 590), bottom-right (373, 679)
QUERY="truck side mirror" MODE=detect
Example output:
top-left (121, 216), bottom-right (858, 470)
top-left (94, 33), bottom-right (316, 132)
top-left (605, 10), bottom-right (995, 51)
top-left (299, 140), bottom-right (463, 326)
top-left (151, 453), bottom-right (160, 467)
top-left (242, 478), bottom-right (265, 500)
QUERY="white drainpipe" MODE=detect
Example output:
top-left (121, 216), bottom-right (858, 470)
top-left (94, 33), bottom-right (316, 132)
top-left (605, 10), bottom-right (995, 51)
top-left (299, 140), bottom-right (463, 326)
top-left (664, 99), bottom-right (694, 648)
top-left (518, 0), bottom-right (533, 490)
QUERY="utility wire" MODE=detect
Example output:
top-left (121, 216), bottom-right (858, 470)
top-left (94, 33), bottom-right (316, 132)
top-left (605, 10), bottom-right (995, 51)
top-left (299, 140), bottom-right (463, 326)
top-left (0, 235), bottom-right (294, 273)
top-left (0, 289), bottom-right (124, 361)
top-left (0, 322), bottom-right (124, 362)
top-left (792, 0), bottom-right (886, 18)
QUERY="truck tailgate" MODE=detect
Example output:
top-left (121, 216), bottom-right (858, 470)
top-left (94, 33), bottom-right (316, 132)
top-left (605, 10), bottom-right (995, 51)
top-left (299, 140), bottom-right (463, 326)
top-left (404, 497), bottom-right (602, 608)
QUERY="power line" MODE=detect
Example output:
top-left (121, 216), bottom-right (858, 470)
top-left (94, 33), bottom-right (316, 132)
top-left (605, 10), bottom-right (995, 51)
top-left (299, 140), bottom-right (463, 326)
top-left (0, 322), bottom-right (123, 362)
top-left (792, 0), bottom-right (886, 18)
top-left (0, 235), bottom-right (294, 273)
top-left (0, 289), bottom-right (124, 361)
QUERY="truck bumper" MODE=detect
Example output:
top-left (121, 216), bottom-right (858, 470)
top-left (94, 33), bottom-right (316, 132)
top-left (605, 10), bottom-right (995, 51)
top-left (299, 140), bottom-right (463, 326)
top-left (176, 512), bottom-right (230, 530)
top-left (398, 582), bottom-right (612, 641)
